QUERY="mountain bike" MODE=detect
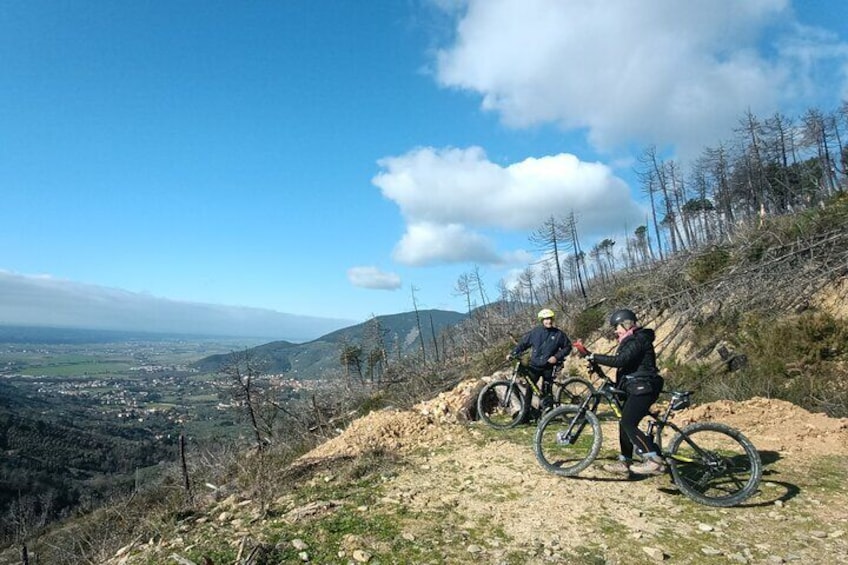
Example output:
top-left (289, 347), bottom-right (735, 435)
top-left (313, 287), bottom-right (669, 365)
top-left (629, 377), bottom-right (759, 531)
top-left (533, 352), bottom-right (762, 507)
top-left (477, 360), bottom-right (594, 430)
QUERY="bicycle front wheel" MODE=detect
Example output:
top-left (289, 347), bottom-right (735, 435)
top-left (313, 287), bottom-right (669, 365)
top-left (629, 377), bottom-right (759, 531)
top-left (534, 405), bottom-right (602, 476)
top-left (667, 422), bottom-right (762, 507)
top-left (555, 377), bottom-right (595, 406)
top-left (477, 380), bottom-right (527, 429)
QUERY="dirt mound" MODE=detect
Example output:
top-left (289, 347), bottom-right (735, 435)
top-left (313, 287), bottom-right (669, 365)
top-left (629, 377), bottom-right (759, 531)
top-left (674, 396), bottom-right (848, 456)
top-left (298, 409), bottom-right (456, 463)
top-left (300, 380), bottom-right (848, 466)
top-left (297, 379), bottom-right (484, 464)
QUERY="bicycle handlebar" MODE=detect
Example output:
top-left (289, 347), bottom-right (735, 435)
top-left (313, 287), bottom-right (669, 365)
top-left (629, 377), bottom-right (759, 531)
top-left (572, 340), bottom-right (590, 356)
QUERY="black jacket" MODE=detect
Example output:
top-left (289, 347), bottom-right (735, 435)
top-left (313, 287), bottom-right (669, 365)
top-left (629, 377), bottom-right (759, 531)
top-left (593, 328), bottom-right (659, 381)
top-left (512, 325), bottom-right (571, 369)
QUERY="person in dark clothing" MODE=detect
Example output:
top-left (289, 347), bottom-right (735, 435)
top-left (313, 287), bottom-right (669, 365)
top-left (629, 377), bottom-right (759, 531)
top-left (576, 308), bottom-right (665, 476)
top-left (507, 308), bottom-right (572, 412)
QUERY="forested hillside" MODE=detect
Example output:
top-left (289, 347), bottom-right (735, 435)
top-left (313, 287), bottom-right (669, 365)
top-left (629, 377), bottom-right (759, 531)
top-left (0, 380), bottom-right (177, 546)
top-left (191, 309), bottom-right (467, 379)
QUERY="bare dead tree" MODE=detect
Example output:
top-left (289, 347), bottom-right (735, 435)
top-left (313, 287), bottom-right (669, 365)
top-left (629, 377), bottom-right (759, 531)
top-left (560, 212), bottom-right (588, 300)
top-left (529, 215), bottom-right (567, 301)
top-left (702, 143), bottom-right (736, 238)
top-left (666, 160), bottom-right (695, 248)
top-left (179, 434), bottom-right (191, 501)
top-left (362, 315), bottom-right (388, 383)
top-left (428, 313), bottom-right (440, 364)
top-left (735, 108), bottom-right (771, 217)
top-left (801, 107), bottom-right (839, 198)
top-left (470, 265), bottom-right (489, 309)
top-left (838, 101), bottom-right (848, 181)
top-left (410, 286), bottom-right (427, 363)
top-left (518, 266), bottom-right (538, 306)
top-left (763, 112), bottom-right (799, 211)
top-left (219, 349), bottom-right (274, 451)
top-left (635, 158), bottom-right (665, 260)
top-left (453, 272), bottom-right (473, 314)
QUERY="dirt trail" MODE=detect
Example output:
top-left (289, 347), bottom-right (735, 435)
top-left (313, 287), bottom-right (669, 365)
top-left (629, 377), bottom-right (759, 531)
top-left (298, 378), bottom-right (848, 563)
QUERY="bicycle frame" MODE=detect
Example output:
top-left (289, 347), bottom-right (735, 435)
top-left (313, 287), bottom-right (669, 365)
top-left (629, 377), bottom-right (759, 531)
top-left (570, 359), bottom-right (698, 463)
top-left (535, 357), bottom-right (763, 506)
top-left (505, 360), bottom-right (561, 405)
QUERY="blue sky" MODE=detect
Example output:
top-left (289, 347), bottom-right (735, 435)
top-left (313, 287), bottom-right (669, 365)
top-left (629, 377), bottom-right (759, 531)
top-left (2, 0), bottom-right (847, 325)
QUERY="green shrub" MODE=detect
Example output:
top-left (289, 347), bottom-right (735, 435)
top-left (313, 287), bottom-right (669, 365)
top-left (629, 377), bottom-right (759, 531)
top-left (573, 307), bottom-right (606, 339)
top-left (614, 283), bottom-right (648, 304)
top-left (355, 391), bottom-right (388, 416)
top-left (669, 308), bottom-right (847, 416)
top-left (687, 246), bottom-right (732, 285)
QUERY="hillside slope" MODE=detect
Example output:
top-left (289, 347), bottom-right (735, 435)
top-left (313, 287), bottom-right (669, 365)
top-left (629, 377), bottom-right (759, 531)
top-left (16, 201), bottom-right (848, 564)
top-left (99, 372), bottom-right (848, 565)
top-left (192, 309), bottom-right (467, 378)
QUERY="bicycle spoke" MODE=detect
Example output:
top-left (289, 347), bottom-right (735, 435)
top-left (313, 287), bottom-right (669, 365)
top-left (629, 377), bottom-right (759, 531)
top-left (556, 378), bottom-right (593, 405)
top-left (668, 423), bottom-right (762, 507)
top-left (534, 406), bottom-right (602, 477)
top-left (477, 381), bottom-right (525, 429)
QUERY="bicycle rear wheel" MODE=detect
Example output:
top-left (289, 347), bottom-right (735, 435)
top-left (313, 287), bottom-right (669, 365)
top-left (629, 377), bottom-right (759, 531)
top-left (477, 380), bottom-right (527, 429)
top-left (555, 377), bottom-right (595, 406)
top-left (667, 422), bottom-right (762, 507)
top-left (534, 405), bottom-right (602, 476)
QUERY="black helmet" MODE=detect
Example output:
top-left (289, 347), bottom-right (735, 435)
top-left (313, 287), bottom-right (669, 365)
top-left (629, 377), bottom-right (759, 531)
top-left (609, 309), bottom-right (637, 327)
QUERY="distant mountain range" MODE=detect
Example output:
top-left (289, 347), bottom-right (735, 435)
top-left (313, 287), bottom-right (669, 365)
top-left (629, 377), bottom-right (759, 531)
top-left (192, 309), bottom-right (468, 378)
top-left (0, 271), bottom-right (354, 341)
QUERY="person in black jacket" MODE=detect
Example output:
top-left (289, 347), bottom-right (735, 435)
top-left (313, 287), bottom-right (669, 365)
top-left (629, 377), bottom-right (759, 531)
top-left (577, 308), bottom-right (665, 476)
top-left (507, 308), bottom-right (572, 412)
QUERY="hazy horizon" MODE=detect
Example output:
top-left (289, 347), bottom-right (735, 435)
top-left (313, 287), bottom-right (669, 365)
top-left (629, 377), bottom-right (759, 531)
top-left (0, 271), bottom-right (357, 342)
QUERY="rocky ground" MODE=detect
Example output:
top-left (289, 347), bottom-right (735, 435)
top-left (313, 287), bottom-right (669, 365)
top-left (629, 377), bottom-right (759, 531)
top-left (104, 371), bottom-right (848, 564)
top-left (299, 379), bottom-right (848, 564)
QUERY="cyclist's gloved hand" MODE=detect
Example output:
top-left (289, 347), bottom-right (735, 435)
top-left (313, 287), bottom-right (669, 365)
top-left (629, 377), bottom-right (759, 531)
top-left (506, 353), bottom-right (513, 361)
top-left (573, 340), bottom-right (591, 357)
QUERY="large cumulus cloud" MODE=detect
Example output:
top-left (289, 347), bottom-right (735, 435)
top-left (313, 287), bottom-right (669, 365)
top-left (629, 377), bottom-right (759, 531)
top-left (373, 146), bottom-right (640, 266)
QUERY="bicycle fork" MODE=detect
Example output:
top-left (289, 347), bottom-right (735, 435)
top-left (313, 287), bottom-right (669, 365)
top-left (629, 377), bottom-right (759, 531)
top-left (556, 407), bottom-right (591, 445)
top-left (501, 378), bottom-right (518, 408)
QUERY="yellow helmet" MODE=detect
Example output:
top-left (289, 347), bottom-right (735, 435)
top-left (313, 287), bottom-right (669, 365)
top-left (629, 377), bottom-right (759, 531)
top-left (537, 308), bottom-right (555, 320)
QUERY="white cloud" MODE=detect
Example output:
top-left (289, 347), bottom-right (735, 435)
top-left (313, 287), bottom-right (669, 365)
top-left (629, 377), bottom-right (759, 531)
top-left (372, 146), bottom-right (641, 265)
top-left (432, 0), bottom-right (848, 157)
top-left (392, 222), bottom-right (501, 266)
top-left (347, 266), bottom-right (402, 290)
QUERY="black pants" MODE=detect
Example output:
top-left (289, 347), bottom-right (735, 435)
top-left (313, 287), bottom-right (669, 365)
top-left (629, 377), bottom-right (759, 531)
top-left (526, 365), bottom-right (554, 397)
top-left (618, 379), bottom-right (662, 459)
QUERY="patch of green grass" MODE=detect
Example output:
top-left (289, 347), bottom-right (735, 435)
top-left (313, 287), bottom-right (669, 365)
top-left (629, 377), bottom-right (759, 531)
top-left (794, 455), bottom-right (847, 494)
top-left (472, 421), bottom-right (538, 447)
top-left (21, 361), bottom-right (132, 376)
top-left (261, 497), bottom-right (518, 564)
top-left (183, 393), bottom-right (219, 402)
top-left (184, 538), bottom-right (239, 564)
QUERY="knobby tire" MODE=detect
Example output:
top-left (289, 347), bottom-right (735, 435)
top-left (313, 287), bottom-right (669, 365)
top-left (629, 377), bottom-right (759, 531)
top-left (477, 380), bottom-right (527, 429)
top-left (667, 421), bottom-right (762, 507)
top-left (534, 405), bottom-right (602, 476)
top-left (555, 377), bottom-right (595, 406)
